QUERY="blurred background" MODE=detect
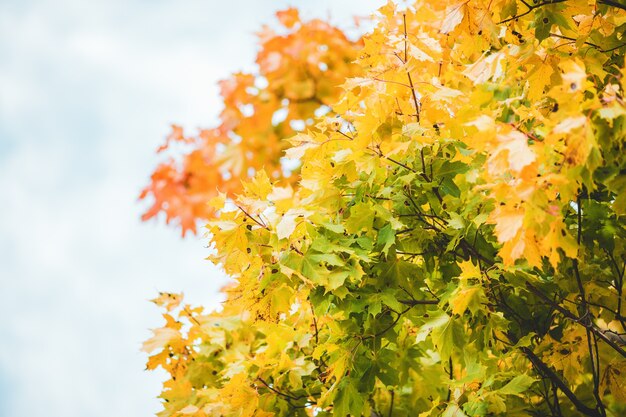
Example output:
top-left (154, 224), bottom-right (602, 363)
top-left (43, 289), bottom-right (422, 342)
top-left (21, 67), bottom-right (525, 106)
top-left (0, 0), bottom-right (384, 416)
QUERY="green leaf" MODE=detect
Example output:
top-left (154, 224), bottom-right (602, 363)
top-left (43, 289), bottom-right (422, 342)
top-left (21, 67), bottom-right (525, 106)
top-left (377, 224), bottom-right (396, 255)
top-left (320, 221), bottom-right (345, 234)
top-left (499, 374), bottom-right (535, 396)
top-left (379, 258), bottom-right (420, 286)
top-left (430, 313), bottom-right (465, 360)
top-left (345, 203), bottom-right (375, 234)
top-left (533, 10), bottom-right (549, 42)
top-left (440, 177), bottom-right (460, 197)
top-left (448, 212), bottom-right (466, 230)
top-left (500, 0), bottom-right (517, 20)
top-left (327, 270), bottom-right (351, 291)
top-left (289, 250), bottom-right (348, 290)
top-left (437, 160), bottom-right (468, 177)
top-left (415, 310), bottom-right (449, 343)
top-left (333, 378), bottom-right (365, 417)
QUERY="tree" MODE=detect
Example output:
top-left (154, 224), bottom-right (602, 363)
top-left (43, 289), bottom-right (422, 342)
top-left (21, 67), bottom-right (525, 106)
top-left (139, 8), bottom-right (362, 236)
top-left (143, 1), bottom-right (626, 416)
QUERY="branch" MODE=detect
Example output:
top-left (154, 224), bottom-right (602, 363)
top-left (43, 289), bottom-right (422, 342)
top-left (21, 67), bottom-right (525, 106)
top-left (498, 0), bottom-right (626, 25)
top-left (405, 69), bottom-right (421, 124)
top-left (364, 307), bottom-right (411, 340)
top-left (236, 205), bottom-right (268, 229)
top-left (604, 249), bottom-right (626, 328)
top-left (521, 347), bottom-right (601, 417)
top-left (398, 14), bottom-right (420, 123)
top-left (525, 281), bottom-right (626, 358)
top-left (446, 357), bottom-right (453, 402)
top-left (498, 0), bottom-right (567, 25)
top-left (398, 299), bottom-right (438, 306)
top-left (310, 302), bottom-right (319, 345)
top-left (256, 377), bottom-right (311, 405)
top-left (459, 238), bottom-right (494, 266)
top-left (550, 33), bottom-right (626, 53)
top-left (598, 0), bottom-right (626, 12)
top-left (551, 380), bottom-right (564, 417)
top-left (573, 197), bottom-right (606, 416)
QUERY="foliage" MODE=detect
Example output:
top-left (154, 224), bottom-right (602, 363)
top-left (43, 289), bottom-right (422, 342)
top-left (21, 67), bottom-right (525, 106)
top-left (143, 1), bottom-right (626, 416)
top-left (139, 9), bottom-right (362, 235)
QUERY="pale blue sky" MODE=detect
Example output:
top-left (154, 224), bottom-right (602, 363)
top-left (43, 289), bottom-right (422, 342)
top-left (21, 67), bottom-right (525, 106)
top-left (0, 1), bottom-right (385, 416)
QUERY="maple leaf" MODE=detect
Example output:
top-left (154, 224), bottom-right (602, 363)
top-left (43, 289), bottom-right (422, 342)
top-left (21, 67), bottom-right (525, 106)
top-left (440, 2), bottom-right (466, 34)
top-left (142, 327), bottom-right (181, 354)
top-left (151, 292), bottom-right (183, 312)
top-left (492, 130), bottom-right (536, 173)
top-left (490, 206), bottom-right (524, 244)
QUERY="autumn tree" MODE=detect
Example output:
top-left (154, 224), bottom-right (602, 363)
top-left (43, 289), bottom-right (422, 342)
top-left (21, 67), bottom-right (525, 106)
top-left (139, 9), bottom-right (362, 236)
top-left (143, 1), bottom-right (626, 416)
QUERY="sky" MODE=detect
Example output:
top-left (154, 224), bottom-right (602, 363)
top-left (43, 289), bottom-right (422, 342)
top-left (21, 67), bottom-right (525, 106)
top-left (0, 0), bottom-right (385, 416)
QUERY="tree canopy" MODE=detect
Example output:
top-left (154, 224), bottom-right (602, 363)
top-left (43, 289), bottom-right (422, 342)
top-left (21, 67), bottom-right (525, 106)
top-left (143, 1), bottom-right (626, 416)
top-left (139, 9), bottom-right (361, 236)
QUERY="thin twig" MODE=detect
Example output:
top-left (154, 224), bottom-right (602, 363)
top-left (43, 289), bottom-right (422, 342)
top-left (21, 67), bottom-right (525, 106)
top-left (237, 205), bottom-right (268, 229)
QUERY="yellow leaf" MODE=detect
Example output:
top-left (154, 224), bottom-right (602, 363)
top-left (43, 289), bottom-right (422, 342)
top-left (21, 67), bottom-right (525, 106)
top-left (553, 116), bottom-right (586, 134)
top-left (142, 327), bottom-right (181, 353)
top-left (441, 2), bottom-right (465, 34)
top-left (465, 115), bottom-right (496, 133)
top-left (464, 52), bottom-right (507, 85)
top-left (243, 170), bottom-right (273, 199)
top-left (492, 130), bottom-right (535, 172)
top-left (451, 286), bottom-right (481, 315)
top-left (490, 206), bottom-right (524, 243)
top-left (527, 60), bottom-right (554, 102)
top-left (560, 59), bottom-right (587, 92)
top-left (276, 212), bottom-right (297, 240)
top-left (267, 186), bottom-right (293, 202)
top-left (408, 43), bottom-right (434, 62)
top-left (601, 360), bottom-right (626, 402)
top-left (499, 231), bottom-right (526, 266)
top-left (285, 133), bottom-right (319, 160)
top-left (458, 260), bottom-right (481, 280)
top-left (179, 405), bottom-right (199, 415)
top-left (151, 292), bottom-right (183, 311)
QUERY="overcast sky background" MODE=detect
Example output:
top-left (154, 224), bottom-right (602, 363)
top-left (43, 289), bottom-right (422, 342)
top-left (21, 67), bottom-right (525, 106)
top-left (0, 1), bottom-right (385, 416)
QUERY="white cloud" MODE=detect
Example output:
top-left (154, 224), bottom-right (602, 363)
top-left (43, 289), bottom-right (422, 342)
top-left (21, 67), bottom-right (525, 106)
top-left (0, 0), bottom-right (386, 416)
